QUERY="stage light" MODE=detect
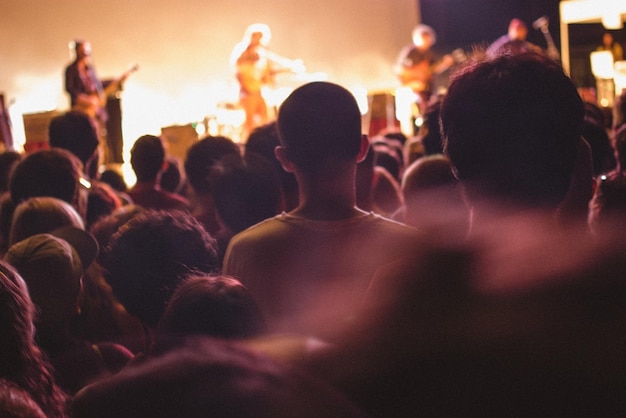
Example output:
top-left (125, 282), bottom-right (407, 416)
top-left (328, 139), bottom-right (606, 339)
top-left (590, 51), bottom-right (615, 80)
top-left (590, 50), bottom-right (616, 108)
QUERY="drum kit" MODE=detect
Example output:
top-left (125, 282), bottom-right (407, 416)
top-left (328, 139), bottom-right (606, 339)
top-left (204, 70), bottom-right (327, 143)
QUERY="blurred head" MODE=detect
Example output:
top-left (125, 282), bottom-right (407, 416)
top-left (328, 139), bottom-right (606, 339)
top-left (441, 53), bottom-right (584, 208)
top-left (102, 210), bottom-right (219, 327)
top-left (10, 148), bottom-right (84, 210)
top-left (508, 19), bottom-right (528, 41)
top-left (246, 122), bottom-right (298, 211)
top-left (157, 275), bottom-right (266, 343)
top-left (0, 261), bottom-right (37, 375)
top-left (73, 40), bottom-right (91, 60)
top-left (71, 338), bottom-right (364, 418)
top-left (401, 155), bottom-right (468, 234)
top-left (213, 154), bottom-right (281, 234)
top-left (9, 196), bottom-right (85, 246)
top-left (184, 136), bottom-right (241, 195)
top-left (0, 261), bottom-right (67, 417)
top-left (99, 168), bottom-right (128, 193)
top-left (0, 379), bottom-right (46, 418)
top-left (412, 24), bottom-right (436, 50)
top-left (244, 23), bottom-right (271, 46)
top-left (88, 205), bottom-right (145, 259)
top-left (402, 154), bottom-right (458, 195)
top-left (160, 157), bottom-right (183, 194)
top-left (130, 135), bottom-right (166, 182)
top-left (49, 111), bottom-right (99, 169)
top-left (5, 228), bottom-right (98, 328)
top-left (86, 181), bottom-right (124, 228)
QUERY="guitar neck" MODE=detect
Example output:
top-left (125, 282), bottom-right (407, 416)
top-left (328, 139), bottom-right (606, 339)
top-left (103, 65), bottom-right (139, 97)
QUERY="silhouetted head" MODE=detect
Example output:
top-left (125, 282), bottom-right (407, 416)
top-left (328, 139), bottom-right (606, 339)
top-left (277, 82), bottom-right (362, 174)
top-left (130, 135), bottom-right (165, 182)
top-left (10, 149), bottom-right (84, 215)
top-left (49, 111), bottom-right (99, 168)
top-left (184, 136), bottom-right (241, 195)
top-left (213, 154), bottom-right (281, 234)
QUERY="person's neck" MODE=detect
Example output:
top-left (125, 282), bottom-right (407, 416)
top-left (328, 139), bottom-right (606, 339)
top-left (132, 179), bottom-right (160, 190)
top-left (291, 166), bottom-right (366, 221)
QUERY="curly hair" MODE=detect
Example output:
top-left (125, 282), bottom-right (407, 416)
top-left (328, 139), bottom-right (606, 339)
top-left (102, 210), bottom-right (219, 327)
top-left (0, 261), bottom-right (68, 417)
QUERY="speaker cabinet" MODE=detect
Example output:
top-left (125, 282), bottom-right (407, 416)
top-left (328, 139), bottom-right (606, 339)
top-left (161, 124), bottom-right (199, 162)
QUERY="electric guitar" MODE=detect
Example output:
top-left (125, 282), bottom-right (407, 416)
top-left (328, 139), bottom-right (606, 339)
top-left (75, 64), bottom-right (139, 119)
top-left (236, 49), bottom-right (304, 94)
top-left (397, 50), bottom-right (464, 93)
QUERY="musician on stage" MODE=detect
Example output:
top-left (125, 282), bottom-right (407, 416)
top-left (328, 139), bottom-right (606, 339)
top-left (394, 25), bottom-right (453, 108)
top-left (394, 24), bottom-right (453, 136)
top-left (486, 19), bottom-right (542, 58)
top-left (65, 40), bottom-right (135, 164)
top-left (230, 23), bottom-right (303, 141)
top-left (597, 32), bottom-right (624, 63)
top-left (65, 40), bottom-right (107, 127)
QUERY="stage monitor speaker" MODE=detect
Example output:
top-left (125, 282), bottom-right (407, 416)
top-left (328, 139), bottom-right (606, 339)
top-left (22, 110), bottom-right (62, 153)
top-left (366, 91), bottom-right (399, 136)
top-left (161, 124), bottom-right (199, 162)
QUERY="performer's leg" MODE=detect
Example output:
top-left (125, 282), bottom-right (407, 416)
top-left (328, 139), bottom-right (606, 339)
top-left (240, 94), bottom-right (256, 141)
top-left (256, 94), bottom-right (268, 126)
top-left (240, 92), bottom-right (267, 142)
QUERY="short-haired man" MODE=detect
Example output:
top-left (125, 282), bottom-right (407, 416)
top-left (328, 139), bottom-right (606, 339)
top-left (128, 135), bottom-right (189, 211)
top-left (440, 52), bottom-right (590, 219)
top-left (222, 82), bottom-right (422, 338)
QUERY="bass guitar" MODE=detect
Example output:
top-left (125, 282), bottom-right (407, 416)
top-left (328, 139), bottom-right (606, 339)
top-left (74, 64), bottom-right (139, 119)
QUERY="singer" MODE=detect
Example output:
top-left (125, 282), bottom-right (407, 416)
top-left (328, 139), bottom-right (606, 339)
top-left (230, 23), bottom-right (304, 141)
top-left (486, 19), bottom-right (542, 58)
top-left (532, 16), bottom-right (561, 61)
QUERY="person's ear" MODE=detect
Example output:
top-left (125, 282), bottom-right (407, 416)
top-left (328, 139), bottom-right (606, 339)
top-left (356, 134), bottom-right (370, 163)
top-left (274, 146), bottom-right (296, 173)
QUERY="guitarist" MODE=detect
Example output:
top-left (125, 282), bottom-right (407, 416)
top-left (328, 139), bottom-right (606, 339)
top-left (65, 40), bottom-right (108, 125)
top-left (230, 23), bottom-right (304, 141)
top-left (394, 25), bottom-right (453, 111)
top-left (65, 40), bottom-right (136, 163)
top-left (394, 25), bottom-right (453, 136)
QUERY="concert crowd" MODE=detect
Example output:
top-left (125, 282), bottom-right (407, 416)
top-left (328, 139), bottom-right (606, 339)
top-left (1, 20), bottom-right (626, 417)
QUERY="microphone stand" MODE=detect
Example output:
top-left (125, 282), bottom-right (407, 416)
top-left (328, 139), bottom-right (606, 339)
top-left (533, 17), bottom-right (560, 62)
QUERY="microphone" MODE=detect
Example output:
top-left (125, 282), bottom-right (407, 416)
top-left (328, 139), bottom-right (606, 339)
top-left (532, 15), bottom-right (560, 61)
top-left (532, 16), bottom-right (549, 31)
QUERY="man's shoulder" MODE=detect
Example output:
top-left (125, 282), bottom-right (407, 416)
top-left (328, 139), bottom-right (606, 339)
top-left (227, 212), bottom-right (422, 253)
top-left (227, 214), bottom-right (293, 247)
top-left (222, 214), bottom-right (294, 276)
